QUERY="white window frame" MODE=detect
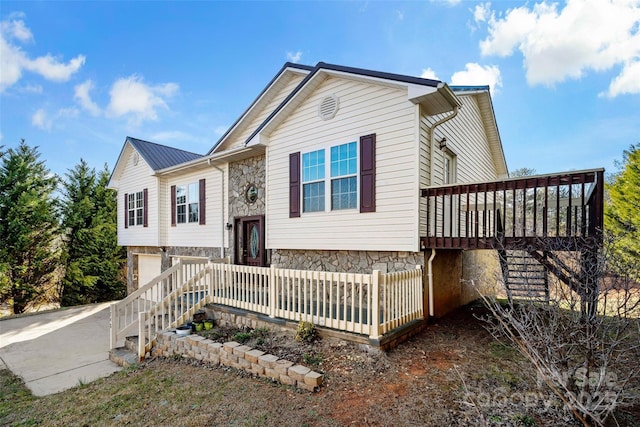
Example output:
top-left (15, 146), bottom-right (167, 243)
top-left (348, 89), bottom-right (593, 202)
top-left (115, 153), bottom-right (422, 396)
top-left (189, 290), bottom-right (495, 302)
top-left (175, 182), bottom-right (199, 224)
top-left (301, 140), bottom-right (359, 214)
top-left (128, 191), bottom-right (144, 226)
top-left (443, 149), bottom-right (457, 185)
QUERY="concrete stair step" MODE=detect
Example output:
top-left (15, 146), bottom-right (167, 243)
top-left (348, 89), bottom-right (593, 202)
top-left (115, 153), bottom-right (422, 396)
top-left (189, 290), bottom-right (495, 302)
top-left (109, 347), bottom-right (139, 368)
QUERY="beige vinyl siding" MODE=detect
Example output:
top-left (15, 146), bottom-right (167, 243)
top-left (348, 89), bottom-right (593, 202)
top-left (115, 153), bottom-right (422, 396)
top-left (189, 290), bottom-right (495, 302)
top-left (158, 177), bottom-right (168, 245)
top-left (418, 93), bottom-right (500, 236)
top-left (165, 166), bottom-right (227, 249)
top-left (216, 74), bottom-right (305, 152)
top-left (435, 94), bottom-right (499, 184)
top-left (117, 146), bottom-right (160, 247)
top-left (266, 77), bottom-right (420, 252)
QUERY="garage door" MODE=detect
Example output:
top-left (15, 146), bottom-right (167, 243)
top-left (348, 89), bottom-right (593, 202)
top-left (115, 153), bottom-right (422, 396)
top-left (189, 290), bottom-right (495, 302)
top-left (137, 254), bottom-right (162, 289)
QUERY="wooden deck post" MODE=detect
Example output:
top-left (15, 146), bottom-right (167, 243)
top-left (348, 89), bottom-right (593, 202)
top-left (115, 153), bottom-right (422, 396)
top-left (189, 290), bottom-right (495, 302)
top-left (370, 270), bottom-right (381, 340)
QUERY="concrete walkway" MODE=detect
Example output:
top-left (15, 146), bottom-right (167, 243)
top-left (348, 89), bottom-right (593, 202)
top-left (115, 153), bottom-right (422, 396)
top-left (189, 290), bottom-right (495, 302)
top-left (0, 302), bottom-right (122, 396)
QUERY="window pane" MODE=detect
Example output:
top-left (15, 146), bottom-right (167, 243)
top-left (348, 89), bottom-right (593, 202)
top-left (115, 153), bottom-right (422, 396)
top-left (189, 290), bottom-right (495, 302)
top-left (331, 142), bottom-right (356, 178)
top-left (177, 205), bottom-right (186, 224)
top-left (331, 177), bottom-right (357, 210)
top-left (188, 203), bottom-right (199, 223)
top-left (302, 149), bottom-right (325, 182)
top-left (188, 182), bottom-right (198, 204)
top-left (303, 182), bottom-right (325, 212)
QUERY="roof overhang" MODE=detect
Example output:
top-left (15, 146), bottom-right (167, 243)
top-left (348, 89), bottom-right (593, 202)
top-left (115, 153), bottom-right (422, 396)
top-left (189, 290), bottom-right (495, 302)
top-left (247, 64), bottom-right (463, 146)
top-left (156, 144), bottom-right (265, 177)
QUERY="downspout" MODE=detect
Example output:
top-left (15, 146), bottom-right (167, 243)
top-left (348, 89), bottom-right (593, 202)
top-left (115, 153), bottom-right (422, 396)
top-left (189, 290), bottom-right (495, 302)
top-left (208, 159), bottom-right (226, 258)
top-left (427, 248), bottom-right (436, 317)
top-left (429, 105), bottom-right (459, 186)
top-left (426, 105), bottom-right (459, 318)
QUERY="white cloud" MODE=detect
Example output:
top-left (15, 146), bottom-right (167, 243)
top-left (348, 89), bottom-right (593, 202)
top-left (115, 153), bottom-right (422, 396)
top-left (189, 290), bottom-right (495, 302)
top-left (31, 108), bottom-right (51, 130)
top-left (286, 51), bottom-right (302, 63)
top-left (24, 54), bottom-right (85, 82)
top-left (106, 75), bottom-right (179, 123)
top-left (420, 68), bottom-right (440, 80)
top-left (0, 16), bottom-right (85, 92)
top-left (477, 0), bottom-right (640, 95)
top-left (602, 60), bottom-right (640, 97)
top-left (474, 3), bottom-right (491, 23)
top-left (396, 10), bottom-right (404, 21)
top-left (74, 80), bottom-right (101, 116)
top-left (31, 107), bottom-right (79, 131)
top-left (450, 63), bottom-right (502, 94)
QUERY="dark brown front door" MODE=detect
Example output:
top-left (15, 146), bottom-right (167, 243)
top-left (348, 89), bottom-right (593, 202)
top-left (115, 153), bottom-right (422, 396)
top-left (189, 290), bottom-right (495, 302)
top-left (235, 215), bottom-right (266, 266)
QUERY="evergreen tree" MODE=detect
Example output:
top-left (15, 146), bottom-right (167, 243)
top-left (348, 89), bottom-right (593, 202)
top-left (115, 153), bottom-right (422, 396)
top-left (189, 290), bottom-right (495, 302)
top-left (605, 143), bottom-right (640, 277)
top-left (60, 161), bottom-right (125, 305)
top-left (0, 140), bottom-right (59, 314)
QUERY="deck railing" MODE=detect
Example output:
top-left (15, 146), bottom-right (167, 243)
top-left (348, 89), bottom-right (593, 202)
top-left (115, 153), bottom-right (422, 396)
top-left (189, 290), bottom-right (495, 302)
top-left (421, 169), bottom-right (604, 250)
top-left (116, 262), bottom-right (424, 359)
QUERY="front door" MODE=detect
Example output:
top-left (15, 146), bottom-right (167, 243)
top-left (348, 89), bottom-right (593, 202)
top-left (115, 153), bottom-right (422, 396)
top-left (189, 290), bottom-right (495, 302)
top-left (235, 215), bottom-right (266, 266)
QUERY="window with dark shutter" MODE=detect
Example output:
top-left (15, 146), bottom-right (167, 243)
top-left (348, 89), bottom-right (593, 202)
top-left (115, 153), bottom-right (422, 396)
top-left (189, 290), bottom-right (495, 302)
top-left (143, 188), bottom-right (148, 227)
top-left (199, 179), bottom-right (206, 225)
top-left (359, 133), bottom-right (376, 213)
top-left (124, 193), bottom-right (128, 229)
top-left (289, 152), bottom-right (301, 218)
top-left (170, 185), bottom-right (177, 226)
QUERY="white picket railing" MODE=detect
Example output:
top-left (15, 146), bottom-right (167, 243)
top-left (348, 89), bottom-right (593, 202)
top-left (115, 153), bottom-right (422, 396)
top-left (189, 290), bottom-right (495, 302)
top-left (113, 261), bottom-right (424, 359)
top-left (109, 257), bottom-right (227, 352)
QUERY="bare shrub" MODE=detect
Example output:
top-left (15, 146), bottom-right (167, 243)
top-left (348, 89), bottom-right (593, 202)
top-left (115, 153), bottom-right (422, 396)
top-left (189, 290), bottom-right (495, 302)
top-left (469, 235), bottom-right (640, 426)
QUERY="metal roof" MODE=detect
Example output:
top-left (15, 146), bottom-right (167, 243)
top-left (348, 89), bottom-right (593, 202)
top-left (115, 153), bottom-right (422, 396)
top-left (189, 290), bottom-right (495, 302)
top-left (127, 137), bottom-right (203, 171)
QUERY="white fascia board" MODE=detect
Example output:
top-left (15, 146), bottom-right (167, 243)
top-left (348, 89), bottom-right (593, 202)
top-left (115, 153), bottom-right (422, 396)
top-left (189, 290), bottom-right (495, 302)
top-left (246, 133), bottom-right (269, 147)
top-left (407, 83), bottom-right (439, 102)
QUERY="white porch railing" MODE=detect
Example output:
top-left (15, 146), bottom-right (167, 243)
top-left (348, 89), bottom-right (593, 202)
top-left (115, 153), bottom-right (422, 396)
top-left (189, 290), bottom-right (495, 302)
top-left (113, 262), bottom-right (424, 359)
top-left (109, 257), bottom-right (228, 352)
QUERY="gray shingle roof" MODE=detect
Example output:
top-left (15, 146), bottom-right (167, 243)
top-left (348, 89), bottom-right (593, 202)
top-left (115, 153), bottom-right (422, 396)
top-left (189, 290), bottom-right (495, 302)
top-left (127, 137), bottom-right (203, 171)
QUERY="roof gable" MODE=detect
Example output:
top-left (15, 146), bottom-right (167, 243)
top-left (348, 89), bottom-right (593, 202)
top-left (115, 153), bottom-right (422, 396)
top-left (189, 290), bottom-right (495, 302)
top-left (207, 62), bottom-right (313, 155)
top-left (245, 62), bottom-right (461, 147)
top-left (451, 86), bottom-right (508, 177)
top-left (127, 137), bottom-right (202, 171)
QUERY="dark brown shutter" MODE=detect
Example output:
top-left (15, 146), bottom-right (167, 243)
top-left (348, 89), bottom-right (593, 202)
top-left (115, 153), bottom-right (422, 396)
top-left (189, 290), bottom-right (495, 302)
top-left (124, 193), bottom-right (128, 229)
top-left (360, 133), bottom-right (376, 213)
top-left (289, 152), bottom-right (301, 218)
top-left (199, 179), bottom-right (206, 225)
top-left (143, 188), bottom-right (148, 227)
top-left (170, 185), bottom-right (176, 226)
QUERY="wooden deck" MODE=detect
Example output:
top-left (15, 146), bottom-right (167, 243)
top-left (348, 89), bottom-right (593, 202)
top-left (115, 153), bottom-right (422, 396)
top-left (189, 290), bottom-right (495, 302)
top-left (420, 169), bottom-right (604, 251)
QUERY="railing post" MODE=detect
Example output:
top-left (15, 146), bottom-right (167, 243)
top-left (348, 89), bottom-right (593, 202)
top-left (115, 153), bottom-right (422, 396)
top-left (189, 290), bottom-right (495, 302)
top-left (110, 303), bottom-right (117, 349)
top-left (138, 311), bottom-right (146, 360)
top-left (269, 264), bottom-right (277, 318)
top-left (370, 270), bottom-right (381, 340)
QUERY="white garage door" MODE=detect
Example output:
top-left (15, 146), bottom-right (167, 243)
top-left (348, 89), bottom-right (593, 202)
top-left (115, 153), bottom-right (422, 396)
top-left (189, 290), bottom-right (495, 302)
top-left (137, 254), bottom-right (162, 289)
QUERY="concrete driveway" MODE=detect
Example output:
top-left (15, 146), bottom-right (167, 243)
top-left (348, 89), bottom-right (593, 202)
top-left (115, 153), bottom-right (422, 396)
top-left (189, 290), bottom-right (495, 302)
top-left (0, 302), bottom-right (122, 396)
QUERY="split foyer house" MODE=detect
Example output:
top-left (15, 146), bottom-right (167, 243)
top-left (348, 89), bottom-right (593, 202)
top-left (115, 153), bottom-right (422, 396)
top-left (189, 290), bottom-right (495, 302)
top-left (109, 62), bottom-right (604, 356)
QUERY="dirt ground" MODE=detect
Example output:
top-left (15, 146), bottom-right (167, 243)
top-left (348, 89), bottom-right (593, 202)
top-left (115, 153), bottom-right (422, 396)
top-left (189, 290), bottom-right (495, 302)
top-left (2, 303), bottom-right (639, 426)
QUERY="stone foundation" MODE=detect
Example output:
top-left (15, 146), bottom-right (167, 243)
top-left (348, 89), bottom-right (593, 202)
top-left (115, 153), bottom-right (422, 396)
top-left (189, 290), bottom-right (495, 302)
top-left (151, 332), bottom-right (323, 392)
top-left (271, 249), bottom-right (424, 274)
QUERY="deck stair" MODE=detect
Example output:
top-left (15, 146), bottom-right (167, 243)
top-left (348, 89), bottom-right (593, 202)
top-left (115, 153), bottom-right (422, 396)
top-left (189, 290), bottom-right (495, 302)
top-left (499, 250), bottom-right (549, 302)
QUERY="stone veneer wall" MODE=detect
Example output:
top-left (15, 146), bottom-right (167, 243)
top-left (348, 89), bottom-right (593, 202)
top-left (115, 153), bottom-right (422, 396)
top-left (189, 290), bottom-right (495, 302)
top-left (271, 249), bottom-right (424, 274)
top-left (152, 333), bottom-right (323, 392)
top-left (228, 155), bottom-right (266, 263)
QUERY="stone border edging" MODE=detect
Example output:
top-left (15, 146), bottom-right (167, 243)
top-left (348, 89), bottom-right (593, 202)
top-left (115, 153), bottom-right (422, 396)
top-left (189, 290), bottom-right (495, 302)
top-left (152, 331), bottom-right (323, 392)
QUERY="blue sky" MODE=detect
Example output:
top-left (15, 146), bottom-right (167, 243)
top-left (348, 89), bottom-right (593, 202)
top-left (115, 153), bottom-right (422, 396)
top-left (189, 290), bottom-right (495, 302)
top-left (1, 1), bottom-right (639, 179)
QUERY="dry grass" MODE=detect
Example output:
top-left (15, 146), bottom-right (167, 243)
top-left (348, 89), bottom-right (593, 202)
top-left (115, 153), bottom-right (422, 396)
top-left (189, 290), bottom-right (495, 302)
top-left (2, 303), bottom-right (638, 427)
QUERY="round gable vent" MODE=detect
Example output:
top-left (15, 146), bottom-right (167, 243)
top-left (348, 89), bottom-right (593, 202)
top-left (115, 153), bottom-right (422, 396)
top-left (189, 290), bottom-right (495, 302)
top-left (318, 94), bottom-right (339, 121)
